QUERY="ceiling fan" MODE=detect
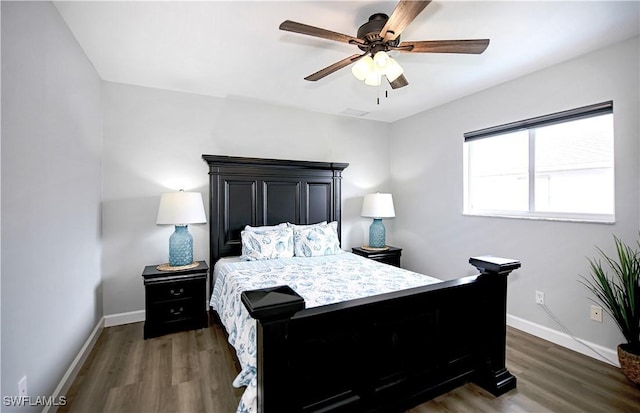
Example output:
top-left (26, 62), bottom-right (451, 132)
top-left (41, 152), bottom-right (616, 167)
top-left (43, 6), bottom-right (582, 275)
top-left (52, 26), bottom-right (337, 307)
top-left (279, 0), bottom-right (489, 89)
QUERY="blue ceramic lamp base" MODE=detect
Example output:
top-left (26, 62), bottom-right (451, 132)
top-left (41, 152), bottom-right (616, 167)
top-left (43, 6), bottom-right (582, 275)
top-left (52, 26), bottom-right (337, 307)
top-left (168, 225), bottom-right (194, 266)
top-left (368, 218), bottom-right (386, 248)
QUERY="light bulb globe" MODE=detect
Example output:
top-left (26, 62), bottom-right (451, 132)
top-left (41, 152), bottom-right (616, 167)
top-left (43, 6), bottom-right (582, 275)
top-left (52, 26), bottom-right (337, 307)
top-left (364, 72), bottom-right (381, 86)
top-left (385, 57), bottom-right (404, 82)
top-left (373, 51), bottom-right (390, 71)
top-left (352, 56), bottom-right (374, 81)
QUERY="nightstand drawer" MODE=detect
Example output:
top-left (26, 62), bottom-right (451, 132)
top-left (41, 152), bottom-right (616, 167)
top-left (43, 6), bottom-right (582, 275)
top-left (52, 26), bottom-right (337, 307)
top-left (148, 299), bottom-right (198, 323)
top-left (146, 279), bottom-right (201, 303)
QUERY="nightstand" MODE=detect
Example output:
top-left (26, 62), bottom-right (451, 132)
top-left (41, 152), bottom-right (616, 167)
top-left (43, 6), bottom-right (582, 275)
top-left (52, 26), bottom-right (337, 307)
top-left (351, 246), bottom-right (402, 267)
top-left (141, 261), bottom-right (208, 339)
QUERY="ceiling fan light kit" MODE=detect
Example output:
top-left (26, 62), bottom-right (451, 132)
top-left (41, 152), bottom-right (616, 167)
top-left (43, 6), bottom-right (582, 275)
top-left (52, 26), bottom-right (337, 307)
top-left (279, 0), bottom-right (490, 90)
top-left (353, 51), bottom-right (404, 86)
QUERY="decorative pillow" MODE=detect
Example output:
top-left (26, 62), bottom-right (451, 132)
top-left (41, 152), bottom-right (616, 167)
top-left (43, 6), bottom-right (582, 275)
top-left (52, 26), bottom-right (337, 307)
top-left (244, 223), bottom-right (287, 233)
top-left (241, 228), bottom-right (294, 260)
top-left (287, 221), bottom-right (327, 229)
top-left (293, 221), bottom-right (341, 257)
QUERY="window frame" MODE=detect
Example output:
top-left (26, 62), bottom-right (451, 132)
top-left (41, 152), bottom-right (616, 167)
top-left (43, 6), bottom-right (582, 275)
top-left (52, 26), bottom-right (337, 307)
top-left (463, 101), bottom-right (615, 223)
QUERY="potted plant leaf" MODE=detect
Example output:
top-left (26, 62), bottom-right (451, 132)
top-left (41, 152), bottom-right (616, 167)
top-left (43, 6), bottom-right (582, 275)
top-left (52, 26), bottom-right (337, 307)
top-left (581, 234), bottom-right (640, 384)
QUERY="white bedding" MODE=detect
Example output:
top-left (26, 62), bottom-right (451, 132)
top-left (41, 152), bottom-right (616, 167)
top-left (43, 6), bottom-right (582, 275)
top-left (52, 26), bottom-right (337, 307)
top-left (210, 252), bottom-right (441, 413)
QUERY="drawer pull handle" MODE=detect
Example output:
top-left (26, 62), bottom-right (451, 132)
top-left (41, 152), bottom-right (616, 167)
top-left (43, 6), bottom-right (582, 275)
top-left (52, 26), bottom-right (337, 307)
top-left (169, 288), bottom-right (185, 296)
top-left (170, 307), bottom-right (184, 316)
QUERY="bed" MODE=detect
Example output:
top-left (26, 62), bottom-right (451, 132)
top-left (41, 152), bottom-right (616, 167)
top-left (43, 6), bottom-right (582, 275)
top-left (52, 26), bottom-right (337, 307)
top-left (202, 155), bottom-right (520, 413)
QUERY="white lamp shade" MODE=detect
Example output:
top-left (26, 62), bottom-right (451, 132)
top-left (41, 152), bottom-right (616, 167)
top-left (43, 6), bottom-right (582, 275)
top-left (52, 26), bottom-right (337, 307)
top-left (156, 191), bottom-right (207, 225)
top-left (361, 193), bottom-right (395, 218)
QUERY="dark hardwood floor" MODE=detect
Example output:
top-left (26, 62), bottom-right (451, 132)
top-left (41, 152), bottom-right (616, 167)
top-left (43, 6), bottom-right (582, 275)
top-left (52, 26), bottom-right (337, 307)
top-left (59, 321), bottom-right (639, 413)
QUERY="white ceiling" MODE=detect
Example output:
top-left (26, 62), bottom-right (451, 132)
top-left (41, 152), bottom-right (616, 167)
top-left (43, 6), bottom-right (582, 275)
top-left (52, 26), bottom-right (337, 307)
top-left (54, 1), bottom-right (640, 123)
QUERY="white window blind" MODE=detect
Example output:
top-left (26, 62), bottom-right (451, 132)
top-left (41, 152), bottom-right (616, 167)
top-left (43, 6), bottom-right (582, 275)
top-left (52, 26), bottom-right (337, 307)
top-left (463, 101), bottom-right (614, 223)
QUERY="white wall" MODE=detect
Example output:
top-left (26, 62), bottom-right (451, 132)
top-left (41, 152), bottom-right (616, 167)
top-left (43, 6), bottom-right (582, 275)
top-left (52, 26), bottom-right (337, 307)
top-left (1, 1), bottom-right (102, 409)
top-left (390, 37), bottom-right (639, 354)
top-left (101, 82), bottom-right (392, 315)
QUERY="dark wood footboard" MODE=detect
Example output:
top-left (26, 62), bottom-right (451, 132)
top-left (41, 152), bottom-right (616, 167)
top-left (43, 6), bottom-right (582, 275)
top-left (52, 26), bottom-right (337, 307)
top-left (242, 256), bottom-right (520, 413)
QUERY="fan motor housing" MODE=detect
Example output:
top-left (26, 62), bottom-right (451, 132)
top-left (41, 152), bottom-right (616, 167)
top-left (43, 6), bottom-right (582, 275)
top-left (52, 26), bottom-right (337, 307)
top-left (357, 13), bottom-right (400, 51)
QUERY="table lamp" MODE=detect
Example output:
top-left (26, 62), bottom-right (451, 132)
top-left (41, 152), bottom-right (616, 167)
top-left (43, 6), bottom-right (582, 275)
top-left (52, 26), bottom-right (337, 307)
top-left (156, 190), bottom-right (207, 268)
top-left (361, 193), bottom-right (395, 250)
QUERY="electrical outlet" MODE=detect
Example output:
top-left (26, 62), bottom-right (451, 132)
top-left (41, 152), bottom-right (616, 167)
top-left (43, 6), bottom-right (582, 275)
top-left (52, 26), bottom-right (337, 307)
top-left (18, 376), bottom-right (27, 397)
top-left (535, 290), bottom-right (545, 305)
top-left (591, 305), bottom-right (603, 322)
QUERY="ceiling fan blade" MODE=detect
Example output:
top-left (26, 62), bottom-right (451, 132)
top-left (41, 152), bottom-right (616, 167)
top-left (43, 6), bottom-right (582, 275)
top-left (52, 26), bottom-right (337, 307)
top-left (380, 0), bottom-right (432, 43)
top-left (388, 74), bottom-right (409, 89)
top-left (397, 39), bottom-right (490, 54)
top-left (304, 54), bottom-right (364, 81)
top-left (280, 20), bottom-right (364, 45)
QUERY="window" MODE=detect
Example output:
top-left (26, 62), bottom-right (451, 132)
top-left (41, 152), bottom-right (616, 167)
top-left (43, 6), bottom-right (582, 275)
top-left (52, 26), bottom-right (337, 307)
top-left (463, 101), bottom-right (614, 222)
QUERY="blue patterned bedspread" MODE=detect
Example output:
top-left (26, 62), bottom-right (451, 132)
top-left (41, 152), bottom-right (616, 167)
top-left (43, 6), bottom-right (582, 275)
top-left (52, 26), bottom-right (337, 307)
top-left (210, 252), bottom-right (441, 413)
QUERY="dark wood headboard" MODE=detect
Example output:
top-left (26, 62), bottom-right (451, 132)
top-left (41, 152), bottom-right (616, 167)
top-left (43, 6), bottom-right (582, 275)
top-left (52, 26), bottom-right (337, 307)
top-left (202, 155), bottom-right (349, 292)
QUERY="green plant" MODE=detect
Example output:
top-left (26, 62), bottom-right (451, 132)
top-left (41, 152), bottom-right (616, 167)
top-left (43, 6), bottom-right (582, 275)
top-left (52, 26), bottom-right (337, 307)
top-left (581, 235), bottom-right (640, 354)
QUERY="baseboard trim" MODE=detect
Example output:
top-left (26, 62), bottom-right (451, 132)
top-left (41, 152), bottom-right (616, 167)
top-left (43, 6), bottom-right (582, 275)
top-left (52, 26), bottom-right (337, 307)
top-left (104, 309), bottom-right (145, 327)
top-left (507, 313), bottom-right (619, 367)
top-left (44, 317), bottom-right (105, 413)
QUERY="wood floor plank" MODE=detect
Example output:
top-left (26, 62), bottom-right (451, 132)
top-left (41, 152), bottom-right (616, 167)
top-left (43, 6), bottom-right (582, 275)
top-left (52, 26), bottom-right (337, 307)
top-left (172, 331), bottom-right (200, 386)
top-left (59, 324), bottom-right (137, 412)
top-left (166, 380), bottom-right (204, 413)
top-left (141, 334), bottom-right (174, 390)
top-left (103, 383), bottom-right (141, 413)
top-left (60, 323), bottom-right (640, 413)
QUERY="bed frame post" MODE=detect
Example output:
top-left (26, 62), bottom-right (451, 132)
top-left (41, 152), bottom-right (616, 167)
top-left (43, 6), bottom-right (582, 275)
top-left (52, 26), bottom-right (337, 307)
top-left (241, 286), bottom-right (306, 413)
top-left (469, 256), bottom-right (520, 396)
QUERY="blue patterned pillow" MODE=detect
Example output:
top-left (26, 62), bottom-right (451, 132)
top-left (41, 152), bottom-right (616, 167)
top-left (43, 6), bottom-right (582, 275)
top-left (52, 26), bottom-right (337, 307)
top-left (241, 228), bottom-right (294, 260)
top-left (287, 221), bottom-right (327, 229)
top-left (244, 223), bottom-right (287, 233)
top-left (293, 221), bottom-right (341, 257)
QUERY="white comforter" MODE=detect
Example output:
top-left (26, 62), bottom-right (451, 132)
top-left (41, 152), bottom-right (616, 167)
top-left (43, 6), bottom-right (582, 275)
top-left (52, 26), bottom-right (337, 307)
top-left (210, 252), bottom-right (441, 413)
